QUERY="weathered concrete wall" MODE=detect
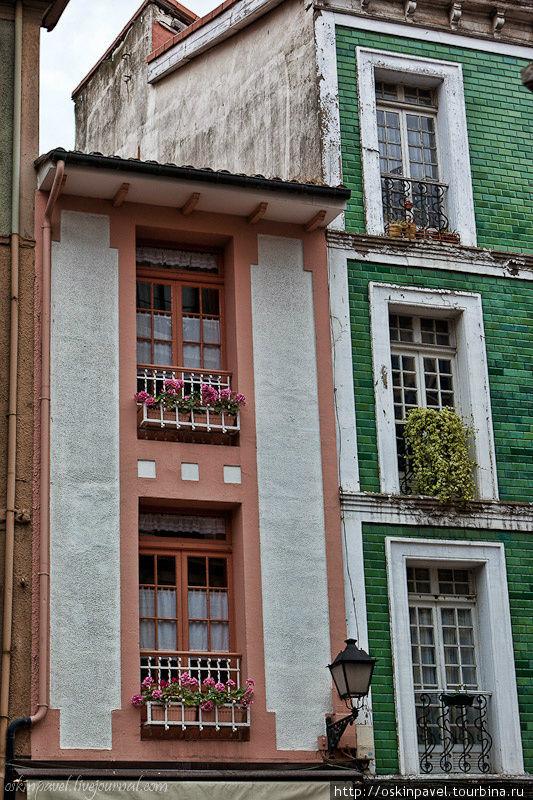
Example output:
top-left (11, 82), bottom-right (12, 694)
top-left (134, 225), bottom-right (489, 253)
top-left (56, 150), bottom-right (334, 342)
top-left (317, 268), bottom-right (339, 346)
top-left (75, 0), bottom-right (323, 183)
top-left (75, 5), bottom-right (158, 160)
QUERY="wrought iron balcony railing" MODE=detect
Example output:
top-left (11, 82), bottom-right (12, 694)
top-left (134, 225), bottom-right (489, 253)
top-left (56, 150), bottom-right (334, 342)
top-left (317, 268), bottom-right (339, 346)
top-left (140, 650), bottom-right (243, 687)
top-left (381, 176), bottom-right (453, 238)
top-left (136, 365), bottom-right (240, 436)
top-left (416, 691), bottom-right (493, 775)
top-left (140, 652), bottom-right (250, 733)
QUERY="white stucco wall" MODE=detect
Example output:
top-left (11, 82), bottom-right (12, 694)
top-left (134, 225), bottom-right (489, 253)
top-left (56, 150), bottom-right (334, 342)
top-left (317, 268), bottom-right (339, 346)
top-left (49, 210), bottom-right (121, 749)
top-left (250, 234), bottom-right (331, 750)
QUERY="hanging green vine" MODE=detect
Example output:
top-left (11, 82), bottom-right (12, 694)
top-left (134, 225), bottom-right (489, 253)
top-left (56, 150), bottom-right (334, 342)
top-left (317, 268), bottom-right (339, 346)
top-left (404, 407), bottom-right (476, 504)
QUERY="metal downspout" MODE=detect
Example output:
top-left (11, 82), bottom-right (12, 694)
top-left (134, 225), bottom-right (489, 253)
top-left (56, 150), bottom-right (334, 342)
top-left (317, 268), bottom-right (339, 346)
top-left (0, 0), bottom-right (23, 785)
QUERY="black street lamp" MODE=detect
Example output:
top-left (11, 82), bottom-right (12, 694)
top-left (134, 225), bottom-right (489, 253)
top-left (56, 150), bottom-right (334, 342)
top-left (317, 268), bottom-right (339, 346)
top-left (326, 639), bottom-right (376, 757)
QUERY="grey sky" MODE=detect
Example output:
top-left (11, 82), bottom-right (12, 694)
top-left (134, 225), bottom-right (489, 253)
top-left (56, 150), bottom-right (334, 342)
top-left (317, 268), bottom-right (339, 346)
top-left (39, 0), bottom-right (218, 155)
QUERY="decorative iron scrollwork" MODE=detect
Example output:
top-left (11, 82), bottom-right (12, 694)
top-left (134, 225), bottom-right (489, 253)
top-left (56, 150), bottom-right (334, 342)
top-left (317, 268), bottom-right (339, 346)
top-left (381, 177), bottom-right (449, 234)
top-left (415, 691), bottom-right (493, 774)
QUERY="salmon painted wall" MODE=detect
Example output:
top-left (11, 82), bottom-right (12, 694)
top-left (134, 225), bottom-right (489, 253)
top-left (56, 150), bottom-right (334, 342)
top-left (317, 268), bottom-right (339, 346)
top-left (32, 191), bottom-right (347, 763)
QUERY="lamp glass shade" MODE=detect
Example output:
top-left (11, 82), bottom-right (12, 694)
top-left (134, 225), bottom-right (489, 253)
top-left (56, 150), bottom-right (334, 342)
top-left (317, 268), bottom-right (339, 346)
top-left (328, 639), bottom-right (376, 699)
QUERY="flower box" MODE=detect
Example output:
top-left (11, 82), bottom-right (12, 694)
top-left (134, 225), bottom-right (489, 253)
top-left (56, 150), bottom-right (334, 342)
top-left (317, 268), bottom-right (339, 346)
top-left (140, 702), bottom-right (250, 741)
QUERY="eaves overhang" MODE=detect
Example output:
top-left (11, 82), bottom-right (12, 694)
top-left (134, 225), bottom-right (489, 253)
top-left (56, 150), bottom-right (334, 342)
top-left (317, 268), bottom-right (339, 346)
top-left (35, 149), bottom-right (350, 228)
top-left (41, 0), bottom-right (70, 31)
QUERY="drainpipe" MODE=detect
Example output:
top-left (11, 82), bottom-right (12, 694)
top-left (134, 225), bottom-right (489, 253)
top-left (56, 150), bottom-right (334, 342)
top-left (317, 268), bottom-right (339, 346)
top-left (0, 0), bottom-right (23, 786)
top-left (2, 158), bottom-right (64, 800)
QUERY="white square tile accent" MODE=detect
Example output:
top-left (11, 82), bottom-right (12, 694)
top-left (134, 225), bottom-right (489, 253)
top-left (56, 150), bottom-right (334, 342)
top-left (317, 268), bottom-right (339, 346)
top-left (137, 460), bottom-right (156, 479)
top-left (181, 462), bottom-right (199, 481)
top-left (223, 465), bottom-right (241, 484)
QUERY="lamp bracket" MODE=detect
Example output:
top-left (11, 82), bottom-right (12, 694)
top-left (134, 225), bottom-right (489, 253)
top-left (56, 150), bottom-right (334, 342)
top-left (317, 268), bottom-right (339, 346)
top-left (326, 708), bottom-right (359, 756)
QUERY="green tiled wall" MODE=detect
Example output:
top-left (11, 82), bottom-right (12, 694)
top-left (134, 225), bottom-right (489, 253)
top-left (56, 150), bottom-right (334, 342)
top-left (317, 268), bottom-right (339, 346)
top-left (362, 523), bottom-right (533, 775)
top-left (349, 262), bottom-right (533, 501)
top-left (336, 28), bottom-right (533, 253)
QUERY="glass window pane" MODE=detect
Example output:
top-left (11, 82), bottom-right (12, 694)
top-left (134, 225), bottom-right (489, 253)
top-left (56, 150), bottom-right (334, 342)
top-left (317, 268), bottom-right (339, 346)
top-left (157, 588), bottom-right (176, 618)
top-left (157, 556), bottom-right (176, 586)
top-left (140, 620), bottom-right (155, 650)
top-left (203, 345), bottom-right (221, 370)
top-left (459, 628), bottom-right (474, 646)
top-left (209, 558), bottom-right (227, 588)
top-left (153, 284), bottom-right (171, 311)
top-left (441, 608), bottom-right (456, 626)
top-left (446, 666), bottom-right (460, 686)
top-left (210, 622), bottom-right (229, 651)
top-left (139, 588), bottom-right (155, 617)
top-left (183, 316), bottom-right (201, 342)
top-left (203, 318), bottom-right (221, 344)
top-left (188, 556), bottom-right (207, 587)
top-left (182, 286), bottom-right (200, 314)
top-left (136, 282), bottom-right (151, 309)
top-left (188, 589), bottom-right (208, 618)
top-left (137, 311), bottom-right (152, 338)
top-left (153, 341), bottom-right (172, 366)
top-left (462, 666), bottom-right (477, 686)
top-left (209, 590), bottom-right (228, 620)
top-left (457, 609), bottom-right (472, 626)
top-left (137, 339), bottom-right (152, 364)
top-left (202, 288), bottom-right (220, 315)
top-left (183, 343), bottom-right (201, 368)
top-left (139, 555), bottom-right (155, 584)
top-left (422, 666), bottom-right (437, 686)
top-left (157, 620), bottom-right (177, 651)
top-left (189, 621), bottom-right (208, 651)
top-left (153, 313), bottom-right (172, 340)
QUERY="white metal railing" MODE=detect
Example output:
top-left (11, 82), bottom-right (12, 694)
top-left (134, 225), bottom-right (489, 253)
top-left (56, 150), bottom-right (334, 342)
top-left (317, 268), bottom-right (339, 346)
top-left (136, 365), bottom-right (240, 435)
top-left (145, 701), bottom-right (251, 732)
top-left (141, 652), bottom-right (249, 732)
top-left (141, 651), bottom-right (242, 687)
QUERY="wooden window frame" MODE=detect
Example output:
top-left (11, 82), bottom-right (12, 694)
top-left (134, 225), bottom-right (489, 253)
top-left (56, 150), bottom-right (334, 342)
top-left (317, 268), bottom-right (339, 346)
top-left (139, 514), bottom-right (234, 655)
top-left (136, 246), bottom-right (226, 371)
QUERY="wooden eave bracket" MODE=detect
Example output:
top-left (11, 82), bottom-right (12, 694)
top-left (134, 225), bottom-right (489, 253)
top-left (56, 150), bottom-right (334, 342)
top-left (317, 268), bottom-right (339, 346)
top-left (112, 182), bottom-right (130, 207)
top-left (181, 192), bottom-right (201, 216)
top-left (304, 209), bottom-right (327, 232)
top-left (247, 202), bottom-right (268, 224)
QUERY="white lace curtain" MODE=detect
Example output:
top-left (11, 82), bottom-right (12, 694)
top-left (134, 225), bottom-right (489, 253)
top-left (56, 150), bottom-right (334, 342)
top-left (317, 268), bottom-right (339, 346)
top-left (136, 246), bottom-right (218, 272)
top-left (139, 513), bottom-right (225, 536)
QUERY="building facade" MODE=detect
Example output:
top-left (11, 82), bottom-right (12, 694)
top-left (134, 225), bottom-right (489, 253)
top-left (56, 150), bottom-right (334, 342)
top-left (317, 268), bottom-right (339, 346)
top-left (0, 0), bottom-right (70, 786)
top-left (17, 148), bottom-right (360, 797)
top-left (72, 0), bottom-right (533, 786)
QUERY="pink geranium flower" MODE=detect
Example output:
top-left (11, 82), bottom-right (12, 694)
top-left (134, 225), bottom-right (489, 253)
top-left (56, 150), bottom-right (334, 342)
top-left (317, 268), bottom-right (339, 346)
top-left (134, 391), bottom-right (156, 407)
top-left (246, 679), bottom-right (255, 686)
top-left (131, 694), bottom-right (144, 707)
top-left (202, 676), bottom-right (216, 687)
top-left (235, 394), bottom-right (246, 405)
top-left (142, 676), bottom-right (154, 688)
top-left (151, 689), bottom-right (163, 700)
top-left (226, 679), bottom-right (236, 688)
top-left (214, 682), bottom-right (225, 692)
top-left (164, 378), bottom-right (184, 392)
top-left (160, 679), bottom-right (169, 688)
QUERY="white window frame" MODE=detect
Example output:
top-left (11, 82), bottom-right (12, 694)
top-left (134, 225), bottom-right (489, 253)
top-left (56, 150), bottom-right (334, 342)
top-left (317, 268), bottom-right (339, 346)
top-left (370, 282), bottom-right (498, 500)
top-left (356, 47), bottom-right (477, 246)
top-left (386, 537), bottom-right (524, 776)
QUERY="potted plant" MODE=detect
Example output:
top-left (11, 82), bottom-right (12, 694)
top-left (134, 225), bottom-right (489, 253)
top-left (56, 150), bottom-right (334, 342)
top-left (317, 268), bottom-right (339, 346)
top-left (134, 381), bottom-right (246, 432)
top-left (404, 407), bottom-right (476, 505)
top-left (132, 674), bottom-right (254, 735)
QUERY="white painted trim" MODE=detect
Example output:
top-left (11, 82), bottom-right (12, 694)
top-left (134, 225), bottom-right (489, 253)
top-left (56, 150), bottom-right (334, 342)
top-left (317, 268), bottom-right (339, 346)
top-left (326, 234), bottom-right (533, 282)
top-left (328, 247), bottom-right (360, 493)
top-left (148, 0), bottom-right (284, 82)
top-left (386, 537), bottom-right (524, 776)
top-left (369, 282), bottom-right (498, 500)
top-left (341, 492), bottom-right (533, 531)
top-left (356, 48), bottom-right (477, 246)
top-left (314, 12), bottom-right (345, 232)
top-left (327, 11), bottom-right (533, 60)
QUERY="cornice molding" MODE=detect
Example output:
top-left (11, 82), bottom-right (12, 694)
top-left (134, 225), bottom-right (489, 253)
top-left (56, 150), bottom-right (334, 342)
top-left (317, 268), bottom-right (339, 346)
top-left (341, 491), bottom-right (533, 530)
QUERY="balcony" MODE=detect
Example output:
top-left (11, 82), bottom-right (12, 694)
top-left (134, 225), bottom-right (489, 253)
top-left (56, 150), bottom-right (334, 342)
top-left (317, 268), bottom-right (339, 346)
top-left (381, 177), bottom-right (460, 243)
top-left (136, 366), bottom-right (240, 444)
top-left (139, 651), bottom-right (250, 740)
top-left (416, 691), bottom-right (493, 774)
